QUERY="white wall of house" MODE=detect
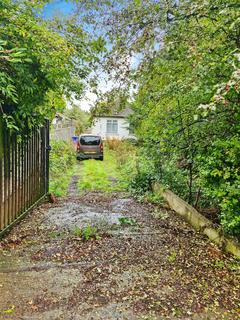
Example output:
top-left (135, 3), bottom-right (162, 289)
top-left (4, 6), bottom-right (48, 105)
top-left (91, 117), bottom-right (135, 140)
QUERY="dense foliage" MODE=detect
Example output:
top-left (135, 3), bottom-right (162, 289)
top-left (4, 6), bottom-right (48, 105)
top-left (1, 0), bottom-right (240, 235)
top-left (0, 0), bottom-right (101, 132)
top-left (99, 0), bottom-right (240, 235)
top-left (64, 105), bottom-right (90, 135)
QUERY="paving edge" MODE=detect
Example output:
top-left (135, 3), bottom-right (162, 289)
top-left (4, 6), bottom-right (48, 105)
top-left (152, 183), bottom-right (240, 259)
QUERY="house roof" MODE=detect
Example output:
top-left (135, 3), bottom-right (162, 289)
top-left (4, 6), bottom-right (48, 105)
top-left (95, 107), bottom-right (133, 118)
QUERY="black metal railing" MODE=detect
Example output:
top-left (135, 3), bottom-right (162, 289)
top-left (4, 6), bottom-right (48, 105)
top-left (0, 120), bottom-right (50, 235)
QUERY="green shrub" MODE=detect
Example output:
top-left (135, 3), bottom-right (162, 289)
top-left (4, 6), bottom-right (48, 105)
top-left (160, 159), bottom-right (189, 200)
top-left (200, 138), bottom-right (240, 235)
top-left (50, 140), bottom-right (75, 173)
top-left (129, 171), bottom-right (154, 196)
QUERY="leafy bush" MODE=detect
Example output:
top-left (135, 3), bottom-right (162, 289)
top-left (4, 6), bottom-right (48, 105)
top-left (160, 159), bottom-right (189, 200)
top-left (114, 141), bottom-right (136, 168)
top-left (0, 1), bottom-right (99, 132)
top-left (129, 171), bottom-right (154, 196)
top-left (123, 0), bottom-right (240, 236)
top-left (200, 138), bottom-right (240, 235)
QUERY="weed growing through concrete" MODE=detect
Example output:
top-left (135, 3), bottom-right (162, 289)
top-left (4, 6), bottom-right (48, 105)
top-left (152, 209), bottom-right (169, 220)
top-left (49, 231), bottom-right (67, 239)
top-left (72, 225), bottom-right (101, 241)
top-left (167, 251), bottom-right (177, 263)
top-left (118, 217), bottom-right (137, 226)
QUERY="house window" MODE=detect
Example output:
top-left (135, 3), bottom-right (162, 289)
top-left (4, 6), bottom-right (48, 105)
top-left (106, 119), bottom-right (118, 134)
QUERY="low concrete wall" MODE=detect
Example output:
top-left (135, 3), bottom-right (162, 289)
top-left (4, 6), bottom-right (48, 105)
top-left (152, 183), bottom-right (240, 259)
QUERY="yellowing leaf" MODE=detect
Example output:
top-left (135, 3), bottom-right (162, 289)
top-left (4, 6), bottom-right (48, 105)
top-left (3, 305), bottom-right (15, 314)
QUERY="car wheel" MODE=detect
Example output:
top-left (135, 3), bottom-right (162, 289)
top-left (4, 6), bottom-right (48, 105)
top-left (99, 156), bottom-right (104, 161)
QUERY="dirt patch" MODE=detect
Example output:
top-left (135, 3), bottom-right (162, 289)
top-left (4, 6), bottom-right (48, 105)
top-left (0, 191), bottom-right (239, 320)
top-left (67, 175), bottom-right (80, 197)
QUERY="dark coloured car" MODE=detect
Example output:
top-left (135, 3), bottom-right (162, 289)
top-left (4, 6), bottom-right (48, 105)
top-left (76, 134), bottom-right (104, 161)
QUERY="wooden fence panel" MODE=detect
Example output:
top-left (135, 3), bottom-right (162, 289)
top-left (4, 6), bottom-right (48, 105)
top-left (0, 121), bottom-right (50, 235)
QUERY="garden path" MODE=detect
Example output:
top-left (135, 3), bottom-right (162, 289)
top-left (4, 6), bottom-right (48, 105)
top-left (0, 175), bottom-right (239, 319)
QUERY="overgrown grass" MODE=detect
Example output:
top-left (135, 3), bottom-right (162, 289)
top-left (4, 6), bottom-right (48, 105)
top-left (50, 139), bottom-right (137, 196)
top-left (49, 140), bottom-right (76, 196)
top-left (77, 148), bottom-right (129, 192)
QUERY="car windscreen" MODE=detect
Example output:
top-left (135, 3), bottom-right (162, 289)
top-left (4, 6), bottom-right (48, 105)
top-left (80, 136), bottom-right (101, 146)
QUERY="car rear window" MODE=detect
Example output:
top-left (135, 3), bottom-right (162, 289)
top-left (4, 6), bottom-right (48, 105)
top-left (80, 136), bottom-right (101, 145)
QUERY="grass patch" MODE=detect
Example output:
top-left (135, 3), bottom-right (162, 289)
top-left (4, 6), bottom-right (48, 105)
top-left (50, 165), bottom-right (76, 197)
top-left (49, 140), bottom-right (137, 195)
top-left (49, 140), bottom-right (76, 196)
top-left (77, 149), bottom-right (129, 192)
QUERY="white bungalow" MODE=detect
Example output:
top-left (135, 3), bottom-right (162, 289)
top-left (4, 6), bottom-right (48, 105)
top-left (90, 108), bottom-right (135, 140)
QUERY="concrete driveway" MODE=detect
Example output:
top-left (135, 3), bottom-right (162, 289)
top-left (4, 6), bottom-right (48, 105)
top-left (0, 190), bottom-right (239, 319)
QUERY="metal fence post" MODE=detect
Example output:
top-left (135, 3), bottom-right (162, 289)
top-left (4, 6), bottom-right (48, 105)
top-left (0, 120), bottom-right (50, 236)
top-left (45, 119), bottom-right (50, 194)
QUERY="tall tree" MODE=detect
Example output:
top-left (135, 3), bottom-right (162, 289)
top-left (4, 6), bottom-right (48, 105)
top-left (92, 0), bottom-right (240, 234)
top-left (0, 0), bottom-right (103, 131)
